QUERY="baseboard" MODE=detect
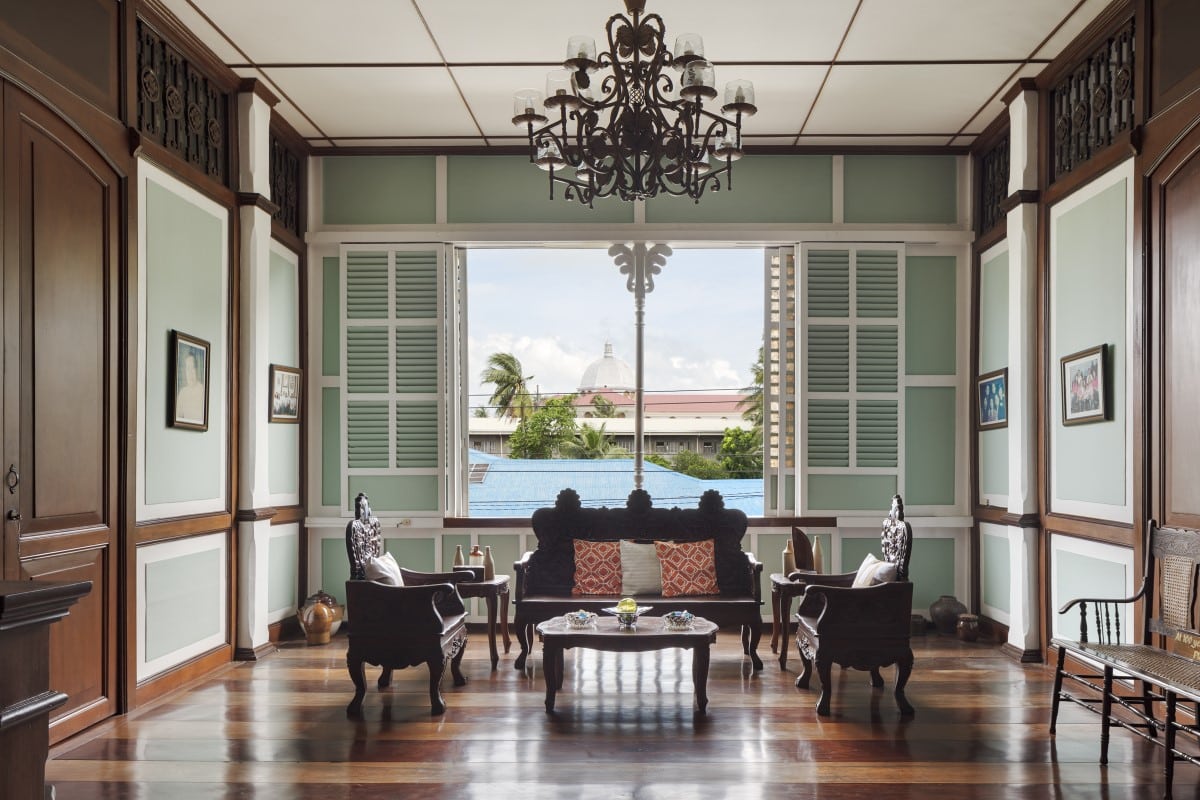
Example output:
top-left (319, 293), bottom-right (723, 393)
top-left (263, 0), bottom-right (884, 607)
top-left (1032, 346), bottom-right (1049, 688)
top-left (234, 641), bottom-right (278, 661)
top-left (1001, 642), bottom-right (1044, 663)
top-left (268, 617), bottom-right (301, 643)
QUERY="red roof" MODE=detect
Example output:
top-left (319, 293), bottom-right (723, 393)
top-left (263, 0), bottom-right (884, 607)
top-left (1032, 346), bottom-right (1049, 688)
top-left (573, 389), bottom-right (748, 415)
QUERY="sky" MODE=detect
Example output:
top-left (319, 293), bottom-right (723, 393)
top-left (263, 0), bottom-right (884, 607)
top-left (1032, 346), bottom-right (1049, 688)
top-left (467, 247), bottom-right (764, 412)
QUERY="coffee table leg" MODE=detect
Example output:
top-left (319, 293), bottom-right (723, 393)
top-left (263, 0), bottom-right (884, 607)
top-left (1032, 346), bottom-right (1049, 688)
top-left (693, 642), bottom-right (711, 715)
top-left (500, 588), bottom-right (511, 653)
top-left (485, 593), bottom-right (499, 670)
top-left (543, 643), bottom-right (559, 712)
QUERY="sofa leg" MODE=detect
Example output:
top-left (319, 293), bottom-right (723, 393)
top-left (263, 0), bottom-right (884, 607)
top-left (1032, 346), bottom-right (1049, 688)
top-left (427, 656), bottom-right (448, 716)
top-left (514, 622), bottom-right (531, 670)
top-left (894, 652), bottom-right (915, 716)
top-left (869, 666), bottom-right (884, 688)
top-left (377, 666), bottom-right (393, 689)
top-left (346, 652), bottom-right (367, 717)
top-left (747, 622), bottom-right (763, 671)
top-left (450, 632), bottom-right (468, 687)
top-left (795, 647), bottom-right (812, 690)
top-left (815, 658), bottom-right (833, 716)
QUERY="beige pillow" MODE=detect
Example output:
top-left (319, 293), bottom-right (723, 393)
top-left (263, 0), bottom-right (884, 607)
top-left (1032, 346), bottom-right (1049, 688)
top-left (620, 540), bottom-right (662, 595)
top-left (851, 553), bottom-right (897, 588)
top-left (365, 552), bottom-right (404, 586)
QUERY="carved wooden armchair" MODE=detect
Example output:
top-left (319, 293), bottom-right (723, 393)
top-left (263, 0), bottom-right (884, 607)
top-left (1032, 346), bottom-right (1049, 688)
top-left (344, 493), bottom-right (469, 716)
top-left (792, 495), bottom-right (915, 717)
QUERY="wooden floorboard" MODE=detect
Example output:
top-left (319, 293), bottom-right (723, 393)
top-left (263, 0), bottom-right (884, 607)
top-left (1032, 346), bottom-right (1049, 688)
top-left (46, 628), bottom-right (1190, 798)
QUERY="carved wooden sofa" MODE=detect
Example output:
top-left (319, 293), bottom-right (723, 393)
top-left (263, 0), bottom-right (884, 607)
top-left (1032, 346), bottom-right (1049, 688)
top-left (1050, 520), bottom-right (1200, 799)
top-left (512, 488), bottom-right (764, 670)
top-left (790, 495), bottom-right (915, 716)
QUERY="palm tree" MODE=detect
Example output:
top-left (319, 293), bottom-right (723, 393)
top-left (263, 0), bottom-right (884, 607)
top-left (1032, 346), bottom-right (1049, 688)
top-left (739, 347), bottom-right (764, 430)
top-left (589, 393), bottom-right (620, 418)
top-left (561, 423), bottom-right (624, 459)
top-left (481, 352), bottom-right (533, 420)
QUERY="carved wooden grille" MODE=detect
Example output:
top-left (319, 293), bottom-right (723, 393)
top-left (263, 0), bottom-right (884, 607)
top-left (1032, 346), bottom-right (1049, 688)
top-left (136, 19), bottom-right (229, 185)
top-left (1050, 18), bottom-right (1135, 183)
top-left (270, 132), bottom-right (302, 237)
top-left (978, 132), bottom-right (1009, 234)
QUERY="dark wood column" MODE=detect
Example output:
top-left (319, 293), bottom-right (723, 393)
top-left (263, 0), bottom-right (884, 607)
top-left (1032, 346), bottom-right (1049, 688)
top-left (0, 580), bottom-right (92, 800)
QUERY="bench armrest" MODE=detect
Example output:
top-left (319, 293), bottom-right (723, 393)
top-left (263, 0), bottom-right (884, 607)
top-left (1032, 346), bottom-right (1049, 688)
top-left (1057, 578), bottom-right (1147, 615)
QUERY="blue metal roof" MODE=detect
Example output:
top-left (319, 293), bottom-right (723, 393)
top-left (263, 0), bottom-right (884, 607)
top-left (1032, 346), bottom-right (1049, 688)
top-left (467, 450), bottom-right (763, 517)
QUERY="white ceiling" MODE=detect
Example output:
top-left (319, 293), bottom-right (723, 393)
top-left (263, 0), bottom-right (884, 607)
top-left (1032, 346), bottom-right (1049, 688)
top-left (161, 0), bottom-right (1115, 150)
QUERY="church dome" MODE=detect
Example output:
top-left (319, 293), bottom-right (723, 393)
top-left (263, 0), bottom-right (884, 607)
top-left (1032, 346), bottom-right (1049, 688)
top-left (578, 342), bottom-right (635, 392)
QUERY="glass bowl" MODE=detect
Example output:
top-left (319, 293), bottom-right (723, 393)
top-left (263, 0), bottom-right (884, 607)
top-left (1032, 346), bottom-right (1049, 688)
top-left (663, 610), bottom-right (695, 630)
top-left (564, 610), bottom-right (598, 629)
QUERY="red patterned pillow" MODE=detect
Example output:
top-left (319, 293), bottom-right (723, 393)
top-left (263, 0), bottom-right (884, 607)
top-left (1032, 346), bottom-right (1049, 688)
top-left (572, 540), bottom-right (622, 595)
top-left (654, 539), bottom-right (719, 597)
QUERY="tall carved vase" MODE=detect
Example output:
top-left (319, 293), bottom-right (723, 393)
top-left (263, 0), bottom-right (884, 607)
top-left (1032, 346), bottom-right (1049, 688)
top-left (929, 595), bottom-right (968, 636)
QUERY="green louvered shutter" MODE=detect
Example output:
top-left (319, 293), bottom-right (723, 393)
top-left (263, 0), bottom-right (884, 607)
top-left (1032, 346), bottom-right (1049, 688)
top-left (856, 400), bottom-right (898, 467)
top-left (395, 327), bottom-right (437, 393)
top-left (808, 326), bottom-right (849, 392)
top-left (346, 327), bottom-right (388, 393)
top-left (396, 402), bottom-right (438, 468)
top-left (346, 252), bottom-right (388, 319)
top-left (395, 252), bottom-right (438, 318)
top-left (808, 400), bottom-right (849, 467)
top-left (856, 250), bottom-right (898, 318)
top-left (347, 401), bottom-right (389, 468)
top-left (807, 250), bottom-right (849, 318)
top-left (856, 326), bottom-right (898, 392)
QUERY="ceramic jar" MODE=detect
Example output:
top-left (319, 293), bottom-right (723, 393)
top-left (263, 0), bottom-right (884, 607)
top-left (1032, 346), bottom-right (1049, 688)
top-left (929, 594), bottom-right (969, 636)
top-left (957, 613), bottom-right (981, 642)
top-left (298, 590), bottom-right (342, 646)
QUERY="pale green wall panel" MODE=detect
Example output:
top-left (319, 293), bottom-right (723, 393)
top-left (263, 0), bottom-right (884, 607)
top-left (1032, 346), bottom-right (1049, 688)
top-left (322, 156), bottom-right (436, 225)
top-left (442, 534), bottom-right (471, 571)
top-left (905, 387), bottom-right (956, 505)
top-left (807, 475), bottom-right (898, 511)
top-left (785, 479), bottom-right (795, 511)
top-left (485, 535), bottom-right (522, 582)
top-left (384, 537), bottom-right (436, 572)
top-left (269, 250), bottom-right (300, 496)
top-left (843, 156), bottom-right (958, 224)
top-left (144, 180), bottom-right (226, 506)
top-left (979, 428), bottom-right (1009, 498)
top-left (1052, 179), bottom-right (1127, 504)
top-left (268, 530), bottom-right (300, 614)
top-left (767, 475), bottom-right (777, 510)
top-left (145, 548), bottom-right (223, 661)
top-left (645, 156), bottom-right (833, 223)
top-left (321, 538), bottom-right (352, 606)
top-left (347, 475), bottom-right (439, 512)
top-left (447, 156), bottom-right (633, 224)
top-left (979, 248), bottom-right (1009, 373)
top-left (322, 256), bottom-right (340, 376)
top-left (757, 532), bottom-right (790, 606)
top-left (321, 388), bottom-right (341, 507)
top-left (905, 256), bottom-right (957, 375)
top-left (842, 535), bottom-right (956, 616)
top-left (1053, 549), bottom-right (1129, 640)
top-left (981, 531), bottom-right (1010, 612)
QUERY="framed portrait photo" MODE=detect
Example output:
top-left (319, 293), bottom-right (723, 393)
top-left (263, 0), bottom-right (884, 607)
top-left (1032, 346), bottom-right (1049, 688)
top-left (169, 330), bottom-right (210, 431)
top-left (976, 368), bottom-right (1008, 430)
top-left (1061, 344), bottom-right (1108, 426)
top-left (269, 365), bottom-right (301, 423)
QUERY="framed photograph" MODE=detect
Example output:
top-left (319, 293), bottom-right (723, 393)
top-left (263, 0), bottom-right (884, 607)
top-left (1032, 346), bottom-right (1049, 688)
top-left (269, 365), bottom-right (301, 423)
top-left (976, 368), bottom-right (1008, 430)
top-left (1061, 344), bottom-right (1108, 425)
top-left (169, 330), bottom-right (210, 431)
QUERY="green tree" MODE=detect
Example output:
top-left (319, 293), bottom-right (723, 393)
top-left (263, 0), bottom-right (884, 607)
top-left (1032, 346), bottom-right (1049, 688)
top-left (644, 453), bottom-right (672, 469)
top-left (739, 347), bottom-right (764, 430)
top-left (719, 426), bottom-right (763, 478)
top-left (671, 448), bottom-right (727, 479)
top-left (472, 406), bottom-right (488, 418)
top-left (589, 393), bottom-right (620, 418)
top-left (481, 352), bottom-right (534, 420)
top-left (507, 395), bottom-right (578, 458)
top-left (561, 422), bottom-right (626, 459)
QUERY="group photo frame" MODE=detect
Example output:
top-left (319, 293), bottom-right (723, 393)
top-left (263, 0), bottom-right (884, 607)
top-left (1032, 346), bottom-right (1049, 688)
top-left (1061, 344), bottom-right (1108, 426)
top-left (269, 364), bottom-right (302, 423)
top-left (169, 330), bottom-right (210, 431)
top-left (976, 368), bottom-right (1008, 431)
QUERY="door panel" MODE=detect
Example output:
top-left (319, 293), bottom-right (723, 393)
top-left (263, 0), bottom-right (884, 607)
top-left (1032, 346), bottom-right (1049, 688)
top-left (3, 84), bottom-right (120, 741)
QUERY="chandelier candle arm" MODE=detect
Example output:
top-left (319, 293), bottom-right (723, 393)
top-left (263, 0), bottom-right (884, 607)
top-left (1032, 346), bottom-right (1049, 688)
top-left (512, 0), bottom-right (756, 207)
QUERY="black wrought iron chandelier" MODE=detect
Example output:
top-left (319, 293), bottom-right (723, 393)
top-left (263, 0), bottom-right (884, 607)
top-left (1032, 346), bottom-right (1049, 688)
top-left (512, 0), bottom-right (756, 207)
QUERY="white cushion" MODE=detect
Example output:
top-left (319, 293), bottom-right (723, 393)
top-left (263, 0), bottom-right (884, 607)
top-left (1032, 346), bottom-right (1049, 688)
top-left (620, 540), bottom-right (662, 595)
top-left (851, 553), bottom-right (897, 588)
top-left (364, 552), bottom-right (404, 586)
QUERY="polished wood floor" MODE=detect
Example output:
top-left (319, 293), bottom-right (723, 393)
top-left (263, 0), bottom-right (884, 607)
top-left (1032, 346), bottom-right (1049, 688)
top-left (46, 627), bottom-right (1184, 799)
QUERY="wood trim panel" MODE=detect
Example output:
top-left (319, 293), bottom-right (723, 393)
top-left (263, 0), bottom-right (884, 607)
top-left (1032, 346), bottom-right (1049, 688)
top-left (132, 645), bottom-right (232, 707)
top-left (1040, 128), bottom-right (1140, 206)
top-left (234, 507), bottom-right (277, 523)
top-left (309, 143), bottom-right (973, 158)
top-left (973, 224), bottom-right (1007, 254)
top-left (128, 130), bottom-right (237, 207)
top-left (745, 517), bottom-right (840, 528)
top-left (135, 514), bottom-right (234, 544)
top-left (270, 506), bottom-right (305, 526)
top-left (134, 0), bottom-right (240, 93)
top-left (1001, 77), bottom-right (1039, 107)
top-left (235, 191), bottom-right (279, 215)
top-left (974, 507), bottom-right (1040, 528)
top-left (1000, 189), bottom-right (1041, 213)
top-left (1037, 1), bottom-right (1136, 90)
top-left (1044, 514), bottom-right (1135, 546)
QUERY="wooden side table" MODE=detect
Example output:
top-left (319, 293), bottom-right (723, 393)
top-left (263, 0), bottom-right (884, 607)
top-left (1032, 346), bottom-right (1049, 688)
top-left (456, 574), bottom-right (511, 670)
top-left (770, 573), bottom-right (807, 669)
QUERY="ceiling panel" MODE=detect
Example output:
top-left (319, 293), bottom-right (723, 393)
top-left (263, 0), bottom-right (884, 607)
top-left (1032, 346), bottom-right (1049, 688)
top-left (416, 0), bottom-right (860, 63)
top-left (796, 136), bottom-right (956, 147)
top-left (962, 62), bottom-right (1045, 136)
top-left (233, 67), bottom-right (325, 138)
top-left (804, 63), bottom-right (1018, 135)
top-left (262, 67), bottom-right (477, 139)
top-left (1031, 0), bottom-right (1116, 60)
top-left (183, 0), bottom-right (440, 64)
top-left (841, 0), bottom-right (1081, 61)
top-left (329, 138), bottom-right (488, 148)
top-left (155, 0), bottom-right (244, 63)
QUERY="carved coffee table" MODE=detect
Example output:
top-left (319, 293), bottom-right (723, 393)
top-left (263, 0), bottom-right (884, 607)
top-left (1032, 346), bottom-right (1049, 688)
top-left (535, 615), bottom-right (719, 715)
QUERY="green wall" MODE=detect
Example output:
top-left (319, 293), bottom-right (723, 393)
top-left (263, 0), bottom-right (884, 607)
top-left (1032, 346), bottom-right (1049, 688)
top-left (268, 249), bottom-right (300, 496)
top-left (843, 156), bottom-right (958, 224)
top-left (842, 534), bottom-right (955, 615)
top-left (323, 156), bottom-right (436, 225)
top-left (905, 256), bottom-right (957, 375)
top-left (268, 529), bottom-right (300, 615)
top-left (144, 179), bottom-right (226, 506)
top-left (383, 537), bottom-right (435, 572)
top-left (981, 529), bottom-right (1010, 613)
top-left (905, 387), bottom-right (956, 505)
top-left (979, 428), bottom-right (1009, 498)
top-left (1052, 178), bottom-right (1127, 505)
top-left (145, 547), bottom-right (223, 661)
top-left (320, 538), bottom-right (352, 606)
top-left (645, 156), bottom-right (833, 224)
top-left (1053, 549), bottom-right (1129, 640)
top-left (321, 388), bottom-right (341, 507)
top-left (979, 249), bottom-right (1009, 372)
top-left (447, 156), bottom-right (633, 224)
top-left (807, 474), bottom-right (898, 512)
top-left (322, 256), bottom-right (340, 376)
top-left (347, 475), bottom-right (439, 512)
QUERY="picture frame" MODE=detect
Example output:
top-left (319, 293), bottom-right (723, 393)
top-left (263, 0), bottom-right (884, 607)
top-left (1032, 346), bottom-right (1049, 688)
top-left (169, 330), bottom-right (210, 431)
top-left (1061, 344), bottom-right (1108, 425)
top-left (269, 364), bottom-right (302, 423)
top-left (976, 368), bottom-right (1008, 430)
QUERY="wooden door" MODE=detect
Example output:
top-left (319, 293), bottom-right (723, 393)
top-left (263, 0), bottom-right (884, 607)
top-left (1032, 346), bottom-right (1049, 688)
top-left (1, 84), bottom-right (120, 741)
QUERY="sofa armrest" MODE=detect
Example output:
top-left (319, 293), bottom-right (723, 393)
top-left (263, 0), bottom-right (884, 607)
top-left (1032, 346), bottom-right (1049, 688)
top-left (513, 550), bottom-right (535, 601)
top-left (743, 551), bottom-right (763, 601)
top-left (345, 580), bottom-right (464, 635)
top-left (400, 568), bottom-right (473, 587)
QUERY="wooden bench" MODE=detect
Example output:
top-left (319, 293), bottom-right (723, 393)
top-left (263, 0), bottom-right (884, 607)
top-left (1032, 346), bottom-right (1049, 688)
top-left (1050, 520), bottom-right (1200, 799)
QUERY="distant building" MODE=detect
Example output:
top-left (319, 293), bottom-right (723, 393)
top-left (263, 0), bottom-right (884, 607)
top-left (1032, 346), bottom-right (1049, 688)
top-left (469, 343), bottom-right (752, 459)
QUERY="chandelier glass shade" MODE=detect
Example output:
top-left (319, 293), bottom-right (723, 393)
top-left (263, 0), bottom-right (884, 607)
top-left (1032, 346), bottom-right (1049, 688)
top-left (512, 0), bottom-right (756, 207)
